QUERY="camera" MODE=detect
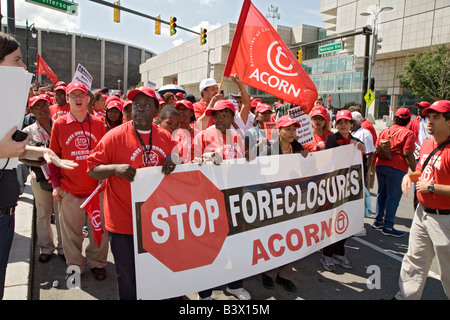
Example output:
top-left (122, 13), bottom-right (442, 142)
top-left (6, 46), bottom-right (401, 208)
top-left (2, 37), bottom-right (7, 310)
top-left (12, 130), bottom-right (29, 142)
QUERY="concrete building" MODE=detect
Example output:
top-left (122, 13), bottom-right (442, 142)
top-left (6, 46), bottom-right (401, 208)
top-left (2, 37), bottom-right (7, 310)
top-left (1, 24), bottom-right (155, 92)
top-left (319, 0), bottom-right (450, 119)
top-left (140, 0), bottom-right (449, 119)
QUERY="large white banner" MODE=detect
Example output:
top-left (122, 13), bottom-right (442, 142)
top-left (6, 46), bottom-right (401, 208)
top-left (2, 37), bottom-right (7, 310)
top-left (131, 144), bottom-right (364, 300)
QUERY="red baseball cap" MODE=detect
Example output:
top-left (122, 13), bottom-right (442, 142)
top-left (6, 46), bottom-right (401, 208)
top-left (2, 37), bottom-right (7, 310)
top-left (29, 94), bottom-right (52, 107)
top-left (395, 107), bottom-right (411, 119)
top-left (123, 100), bottom-right (132, 110)
top-left (106, 100), bottom-right (123, 111)
top-left (205, 100), bottom-right (236, 117)
top-left (255, 102), bottom-right (272, 114)
top-left (175, 92), bottom-right (184, 99)
top-left (54, 85), bottom-right (66, 93)
top-left (250, 98), bottom-right (263, 109)
top-left (336, 109), bottom-right (352, 121)
top-left (127, 86), bottom-right (159, 101)
top-left (66, 82), bottom-right (88, 94)
top-left (106, 95), bottom-right (121, 105)
top-left (310, 106), bottom-right (331, 122)
top-left (423, 100), bottom-right (450, 115)
top-left (175, 100), bottom-right (194, 111)
top-left (276, 115), bottom-right (300, 129)
top-left (415, 101), bottom-right (430, 108)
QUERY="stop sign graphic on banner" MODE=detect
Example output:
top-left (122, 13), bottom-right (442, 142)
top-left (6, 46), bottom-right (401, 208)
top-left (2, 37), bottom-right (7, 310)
top-left (139, 170), bottom-right (229, 272)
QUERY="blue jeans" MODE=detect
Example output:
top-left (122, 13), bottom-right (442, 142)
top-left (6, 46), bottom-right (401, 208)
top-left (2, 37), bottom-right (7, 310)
top-left (375, 166), bottom-right (405, 229)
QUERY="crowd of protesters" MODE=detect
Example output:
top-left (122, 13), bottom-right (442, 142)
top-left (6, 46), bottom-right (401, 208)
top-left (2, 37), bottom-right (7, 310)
top-left (1, 31), bottom-right (449, 300)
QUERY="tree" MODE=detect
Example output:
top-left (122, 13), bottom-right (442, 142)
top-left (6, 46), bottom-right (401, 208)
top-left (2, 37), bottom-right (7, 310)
top-left (396, 45), bottom-right (449, 101)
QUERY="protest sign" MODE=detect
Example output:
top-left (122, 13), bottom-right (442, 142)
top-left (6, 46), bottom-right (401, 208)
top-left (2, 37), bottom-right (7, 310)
top-left (288, 106), bottom-right (314, 145)
top-left (131, 144), bottom-right (364, 299)
top-left (71, 63), bottom-right (93, 90)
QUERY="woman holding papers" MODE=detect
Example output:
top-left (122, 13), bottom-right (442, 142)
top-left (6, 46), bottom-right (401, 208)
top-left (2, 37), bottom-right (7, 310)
top-left (0, 32), bottom-right (77, 299)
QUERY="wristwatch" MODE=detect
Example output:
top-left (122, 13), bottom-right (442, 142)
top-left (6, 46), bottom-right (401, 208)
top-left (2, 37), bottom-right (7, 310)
top-left (427, 183), bottom-right (435, 193)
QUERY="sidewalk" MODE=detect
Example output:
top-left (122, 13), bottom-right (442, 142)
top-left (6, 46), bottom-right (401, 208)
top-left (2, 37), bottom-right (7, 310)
top-left (3, 182), bottom-right (34, 300)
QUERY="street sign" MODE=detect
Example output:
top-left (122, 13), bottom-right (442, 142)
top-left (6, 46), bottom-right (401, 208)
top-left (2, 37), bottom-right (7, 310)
top-left (318, 42), bottom-right (342, 54)
top-left (25, 0), bottom-right (78, 16)
top-left (364, 89), bottom-right (375, 106)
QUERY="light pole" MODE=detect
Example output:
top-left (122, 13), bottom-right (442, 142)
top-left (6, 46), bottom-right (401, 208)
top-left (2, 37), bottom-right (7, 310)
top-left (25, 19), bottom-right (37, 71)
top-left (266, 5), bottom-right (280, 26)
top-left (360, 5), bottom-right (393, 121)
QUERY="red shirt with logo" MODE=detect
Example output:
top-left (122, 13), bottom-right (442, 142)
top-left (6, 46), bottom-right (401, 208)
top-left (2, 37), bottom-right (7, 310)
top-left (86, 121), bottom-right (177, 235)
top-left (375, 125), bottom-right (415, 173)
top-left (304, 130), bottom-right (333, 152)
top-left (49, 104), bottom-right (70, 120)
top-left (193, 126), bottom-right (245, 160)
top-left (49, 112), bottom-right (106, 195)
top-left (416, 138), bottom-right (450, 210)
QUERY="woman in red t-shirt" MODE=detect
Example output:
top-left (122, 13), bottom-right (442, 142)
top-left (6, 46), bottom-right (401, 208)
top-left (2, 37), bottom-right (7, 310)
top-left (373, 108), bottom-right (416, 238)
top-left (304, 106), bottom-right (333, 152)
top-left (321, 109), bottom-right (365, 272)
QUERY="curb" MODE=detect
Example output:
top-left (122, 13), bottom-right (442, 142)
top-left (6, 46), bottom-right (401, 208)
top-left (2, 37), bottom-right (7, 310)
top-left (3, 182), bottom-right (34, 300)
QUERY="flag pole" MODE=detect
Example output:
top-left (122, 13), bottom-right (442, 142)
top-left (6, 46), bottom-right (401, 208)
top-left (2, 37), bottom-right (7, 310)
top-left (80, 181), bottom-right (104, 209)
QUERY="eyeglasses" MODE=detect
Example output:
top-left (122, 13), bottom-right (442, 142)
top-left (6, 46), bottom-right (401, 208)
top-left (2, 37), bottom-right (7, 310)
top-left (68, 93), bottom-right (87, 99)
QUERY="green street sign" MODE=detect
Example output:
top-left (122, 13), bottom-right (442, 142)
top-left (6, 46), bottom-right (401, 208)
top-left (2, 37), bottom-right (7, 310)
top-left (318, 42), bottom-right (342, 54)
top-left (25, 0), bottom-right (78, 16)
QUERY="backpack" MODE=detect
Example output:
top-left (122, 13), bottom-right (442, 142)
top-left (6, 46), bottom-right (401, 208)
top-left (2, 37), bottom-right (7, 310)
top-left (376, 127), bottom-right (404, 160)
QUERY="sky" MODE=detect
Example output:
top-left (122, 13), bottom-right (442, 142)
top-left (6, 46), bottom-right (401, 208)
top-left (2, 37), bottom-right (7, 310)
top-left (1, 0), bottom-right (324, 54)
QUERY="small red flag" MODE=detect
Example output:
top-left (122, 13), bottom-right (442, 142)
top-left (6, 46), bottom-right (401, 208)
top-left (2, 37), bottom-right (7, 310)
top-left (83, 191), bottom-right (104, 247)
top-left (224, 0), bottom-right (317, 113)
top-left (36, 54), bottom-right (59, 85)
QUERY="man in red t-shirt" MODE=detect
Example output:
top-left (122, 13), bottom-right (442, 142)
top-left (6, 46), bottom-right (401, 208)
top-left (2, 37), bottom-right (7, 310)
top-left (49, 85), bottom-right (70, 120)
top-left (194, 78), bottom-right (220, 129)
top-left (397, 100), bottom-right (450, 300)
top-left (49, 82), bottom-right (108, 281)
top-left (87, 86), bottom-right (178, 300)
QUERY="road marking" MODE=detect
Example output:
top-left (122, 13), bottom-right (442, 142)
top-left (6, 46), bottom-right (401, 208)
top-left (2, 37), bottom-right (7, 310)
top-left (352, 236), bottom-right (441, 280)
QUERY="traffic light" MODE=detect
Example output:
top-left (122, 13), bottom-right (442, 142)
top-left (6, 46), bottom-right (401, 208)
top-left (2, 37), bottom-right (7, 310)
top-left (370, 77), bottom-right (375, 91)
top-left (375, 35), bottom-right (383, 53)
top-left (297, 49), bottom-right (302, 64)
top-left (170, 17), bottom-right (177, 36)
top-left (113, 1), bottom-right (120, 23)
top-left (200, 28), bottom-right (207, 45)
top-left (155, 15), bottom-right (161, 35)
top-left (371, 34), bottom-right (383, 65)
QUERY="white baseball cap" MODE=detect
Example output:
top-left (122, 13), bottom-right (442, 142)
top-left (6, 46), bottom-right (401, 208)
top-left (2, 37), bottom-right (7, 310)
top-left (199, 78), bottom-right (218, 92)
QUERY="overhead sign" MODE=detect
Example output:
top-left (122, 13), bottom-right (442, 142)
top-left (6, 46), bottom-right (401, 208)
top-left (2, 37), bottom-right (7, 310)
top-left (364, 89), bottom-right (375, 106)
top-left (131, 144), bottom-right (364, 299)
top-left (319, 42), bottom-right (342, 54)
top-left (25, 0), bottom-right (78, 16)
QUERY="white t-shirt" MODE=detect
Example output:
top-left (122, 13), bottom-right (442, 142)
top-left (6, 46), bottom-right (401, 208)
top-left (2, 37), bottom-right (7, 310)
top-left (232, 111), bottom-right (255, 133)
top-left (352, 126), bottom-right (375, 154)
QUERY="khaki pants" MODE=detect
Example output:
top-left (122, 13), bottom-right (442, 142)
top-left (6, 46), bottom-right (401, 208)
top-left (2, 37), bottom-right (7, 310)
top-left (58, 190), bottom-right (109, 273)
top-left (30, 177), bottom-right (63, 255)
top-left (396, 203), bottom-right (450, 299)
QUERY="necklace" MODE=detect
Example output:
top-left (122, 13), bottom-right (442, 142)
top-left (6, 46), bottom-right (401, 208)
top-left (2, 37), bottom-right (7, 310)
top-left (133, 122), bottom-right (153, 167)
top-left (281, 143), bottom-right (291, 153)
